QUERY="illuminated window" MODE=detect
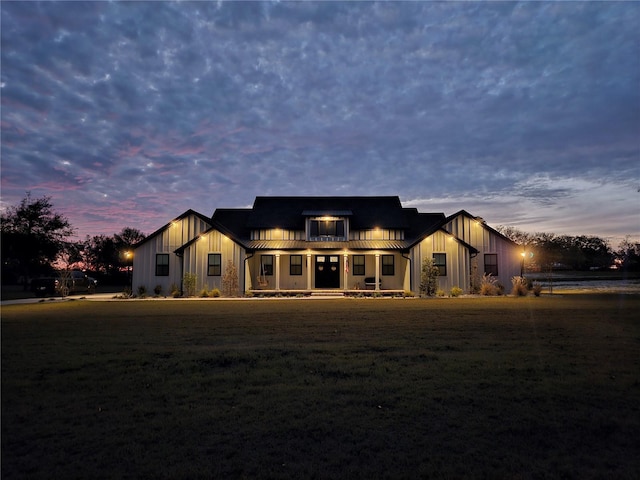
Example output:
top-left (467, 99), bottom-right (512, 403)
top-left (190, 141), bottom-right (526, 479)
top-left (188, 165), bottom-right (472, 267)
top-left (155, 254), bottom-right (169, 276)
top-left (382, 255), bottom-right (394, 275)
top-left (433, 253), bottom-right (447, 276)
top-left (484, 254), bottom-right (498, 276)
top-left (352, 255), bottom-right (365, 275)
top-left (309, 219), bottom-right (346, 240)
top-left (208, 253), bottom-right (221, 276)
top-left (290, 255), bottom-right (302, 275)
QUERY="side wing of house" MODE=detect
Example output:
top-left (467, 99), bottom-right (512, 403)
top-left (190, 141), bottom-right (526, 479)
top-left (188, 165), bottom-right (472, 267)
top-left (444, 211), bottom-right (521, 289)
top-left (409, 229), bottom-right (472, 293)
top-left (181, 228), bottom-right (246, 294)
top-left (132, 210), bottom-right (212, 295)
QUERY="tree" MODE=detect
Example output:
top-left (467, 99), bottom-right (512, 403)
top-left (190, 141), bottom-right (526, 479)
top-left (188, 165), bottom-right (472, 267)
top-left (83, 235), bottom-right (119, 274)
top-left (616, 237), bottom-right (640, 271)
top-left (114, 227), bottom-right (145, 263)
top-left (1, 193), bottom-right (74, 284)
top-left (496, 226), bottom-right (535, 246)
top-left (222, 260), bottom-right (239, 297)
top-left (419, 258), bottom-right (440, 297)
top-left (82, 227), bottom-right (144, 275)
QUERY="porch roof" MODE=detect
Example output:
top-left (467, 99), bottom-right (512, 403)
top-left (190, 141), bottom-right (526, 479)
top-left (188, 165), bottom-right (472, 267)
top-left (244, 239), bottom-right (411, 251)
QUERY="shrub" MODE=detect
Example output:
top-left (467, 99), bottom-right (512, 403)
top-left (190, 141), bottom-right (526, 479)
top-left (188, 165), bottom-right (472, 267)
top-left (450, 286), bottom-right (463, 297)
top-left (210, 288), bottom-right (221, 298)
top-left (137, 285), bottom-right (147, 298)
top-left (480, 274), bottom-right (498, 296)
top-left (198, 288), bottom-right (210, 298)
top-left (511, 276), bottom-right (528, 296)
top-left (436, 289), bottom-right (446, 297)
top-left (532, 283), bottom-right (543, 297)
top-left (183, 273), bottom-right (197, 297)
top-left (170, 283), bottom-right (181, 298)
top-left (154, 285), bottom-right (162, 296)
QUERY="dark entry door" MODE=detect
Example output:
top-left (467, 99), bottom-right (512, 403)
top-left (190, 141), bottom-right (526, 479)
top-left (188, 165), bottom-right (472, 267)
top-left (315, 255), bottom-right (340, 288)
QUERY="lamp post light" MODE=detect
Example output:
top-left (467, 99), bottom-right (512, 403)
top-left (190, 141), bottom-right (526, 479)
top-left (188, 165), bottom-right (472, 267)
top-left (125, 251), bottom-right (132, 293)
top-left (520, 251), bottom-right (526, 277)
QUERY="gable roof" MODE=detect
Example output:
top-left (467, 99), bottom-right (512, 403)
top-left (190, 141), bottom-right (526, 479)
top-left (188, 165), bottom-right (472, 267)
top-left (133, 209), bottom-right (212, 249)
top-left (445, 210), bottom-right (518, 246)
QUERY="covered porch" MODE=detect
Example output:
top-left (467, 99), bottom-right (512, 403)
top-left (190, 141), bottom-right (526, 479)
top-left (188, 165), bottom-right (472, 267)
top-left (245, 250), bottom-right (411, 293)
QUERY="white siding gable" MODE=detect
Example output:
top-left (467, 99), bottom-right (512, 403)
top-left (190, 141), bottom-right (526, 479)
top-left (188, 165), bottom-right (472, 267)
top-left (132, 212), bottom-right (211, 295)
top-left (183, 229), bottom-right (246, 293)
top-left (444, 213), bottom-right (520, 288)
top-left (410, 230), bottom-right (471, 293)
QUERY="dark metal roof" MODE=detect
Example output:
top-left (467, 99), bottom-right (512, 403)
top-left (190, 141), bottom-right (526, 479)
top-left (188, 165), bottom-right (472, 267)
top-left (247, 196), bottom-right (407, 230)
top-left (301, 210), bottom-right (353, 217)
top-left (243, 240), bottom-right (412, 251)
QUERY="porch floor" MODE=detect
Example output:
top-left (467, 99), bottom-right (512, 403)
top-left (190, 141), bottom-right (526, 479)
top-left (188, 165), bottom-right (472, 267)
top-left (249, 289), bottom-right (406, 297)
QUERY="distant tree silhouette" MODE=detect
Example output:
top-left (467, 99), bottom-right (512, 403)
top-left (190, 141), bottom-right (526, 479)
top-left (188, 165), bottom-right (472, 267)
top-left (1, 193), bottom-right (74, 286)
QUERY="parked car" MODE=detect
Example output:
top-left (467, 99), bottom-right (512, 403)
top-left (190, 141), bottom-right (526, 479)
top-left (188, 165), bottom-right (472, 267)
top-left (31, 271), bottom-right (98, 297)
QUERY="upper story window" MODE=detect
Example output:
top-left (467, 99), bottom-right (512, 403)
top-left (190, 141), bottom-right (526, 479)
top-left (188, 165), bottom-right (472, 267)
top-left (308, 218), bottom-right (346, 241)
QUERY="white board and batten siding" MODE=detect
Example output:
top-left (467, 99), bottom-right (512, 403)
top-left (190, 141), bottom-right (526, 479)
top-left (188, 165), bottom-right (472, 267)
top-left (132, 212), bottom-right (211, 294)
top-left (444, 213), bottom-right (520, 287)
top-left (410, 230), bottom-right (471, 293)
top-left (182, 229), bottom-right (246, 292)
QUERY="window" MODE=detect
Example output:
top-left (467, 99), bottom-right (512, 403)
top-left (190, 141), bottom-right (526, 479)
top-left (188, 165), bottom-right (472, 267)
top-left (352, 255), bottom-right (365, 275)
top-left (382, 255), bottom-right (394, 275)
top-left (155, 254), bottom-right (169, 276)
top-left (208, 253), bottom-right (221, 276)
top-left (309, 219), bottom-right (345, 239)
top-left (484, 254), bottom-right (498, 276)
top-left (433, 253), bottom-right (447, 276)
top-left (290, 255), bottom-right (302, 275)
top-left (261, 255), bottom-right (274, 276)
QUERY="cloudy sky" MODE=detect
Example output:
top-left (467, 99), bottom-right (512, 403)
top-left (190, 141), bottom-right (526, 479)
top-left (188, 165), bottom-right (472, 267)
top-left (1, 1), bottom-right (638, 244)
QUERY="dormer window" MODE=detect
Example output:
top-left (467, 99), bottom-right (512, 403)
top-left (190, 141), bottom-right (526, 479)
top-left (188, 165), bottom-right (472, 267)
top-left (308, 217), bottom-right (346, 241)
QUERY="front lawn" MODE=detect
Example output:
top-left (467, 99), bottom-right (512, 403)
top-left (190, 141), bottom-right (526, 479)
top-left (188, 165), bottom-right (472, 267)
top-left (2, 296), bottom-right (639, 479)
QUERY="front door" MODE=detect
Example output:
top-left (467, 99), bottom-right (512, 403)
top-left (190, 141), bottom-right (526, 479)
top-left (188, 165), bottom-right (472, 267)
top-left (315, 255), bottom-right (340, 288)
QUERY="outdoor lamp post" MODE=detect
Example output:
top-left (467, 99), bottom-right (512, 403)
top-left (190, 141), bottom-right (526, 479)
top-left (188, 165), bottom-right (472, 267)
top-left (125, 251), bottom-right (132, 292)
top-left (520, 251), bottom-right (526, 277)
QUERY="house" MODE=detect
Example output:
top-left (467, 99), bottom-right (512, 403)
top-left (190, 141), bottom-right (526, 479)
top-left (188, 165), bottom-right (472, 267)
top-left (132, 196), bottom-right (521, 295)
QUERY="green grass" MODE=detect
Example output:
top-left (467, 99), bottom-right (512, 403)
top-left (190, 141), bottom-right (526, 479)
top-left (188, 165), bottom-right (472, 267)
top-left (2, 296), bottom-right (639, 479)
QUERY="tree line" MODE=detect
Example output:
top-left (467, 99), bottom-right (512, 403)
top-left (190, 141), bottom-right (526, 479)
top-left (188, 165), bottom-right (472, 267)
top-left (2, 194), bottom-right (639, 288)
top-left (1, 193), bottom-right (145, 286)
top-left (497, 226), bottom-right (640, 272)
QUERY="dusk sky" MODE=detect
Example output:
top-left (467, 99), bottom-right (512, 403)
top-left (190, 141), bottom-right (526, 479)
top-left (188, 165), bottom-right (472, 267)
top-left (1, 1), bottom-right (639, 245)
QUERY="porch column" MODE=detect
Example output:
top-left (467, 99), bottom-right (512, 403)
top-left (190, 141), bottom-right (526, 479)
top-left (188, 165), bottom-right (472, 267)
top-left (245, 256), bottom-right (252, 291)
top-left (403, 258), bottom-right (411, 292)
top-left (375, 253), bottom-right (380, 291)
top-left (275, 254), bottom-right (281, 291)
top-left (343, 253), bottom-right (349, 291)
top-left (306, 253), bottom-right (312, 290)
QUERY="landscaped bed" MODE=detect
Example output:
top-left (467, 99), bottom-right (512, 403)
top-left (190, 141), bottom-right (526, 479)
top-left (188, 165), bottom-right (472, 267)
top-left (2, 295), bottom-right (639, 479)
